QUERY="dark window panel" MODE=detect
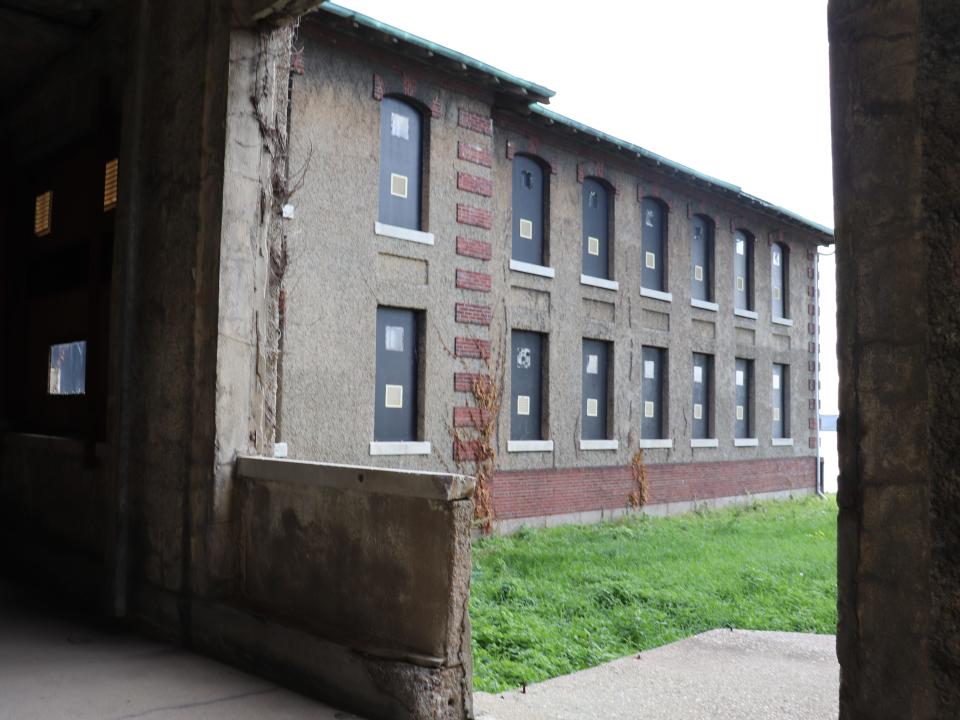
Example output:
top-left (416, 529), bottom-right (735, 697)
top-left (734, 230), bottom-right (754, 311)
top-left (735, 357), bottom-right (753, 438)
top-left (772, 242), bottom-right (789, 318)
top-left (582, 178), bottom-right (610, 280)
top-left (378, 97), bottom-right (423, 230)
top-left (691, 215), bottom-right (714, 302)
top-left (582, 339), bottom-right (611, 440)
top-left (641, 198), bottom-right (666, 291)
top-left (374, 307), bottom-right (418, 441)
top-left (512, 156), bottom-right (546, 266)
top-left (692, 352), bottom-right (712, 439)
top-left (641, 346), bottom-right (666, 439)
top-left (511, 330), bottom-right (544, 440)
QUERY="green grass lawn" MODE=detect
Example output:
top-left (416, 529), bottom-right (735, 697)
top-left (470, 495), bottom-right (838, 693)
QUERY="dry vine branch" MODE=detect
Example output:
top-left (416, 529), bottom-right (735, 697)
top-left (629, 448), bottom-right (650, 509)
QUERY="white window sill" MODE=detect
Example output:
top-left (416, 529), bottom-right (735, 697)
top-left (691, 299), bottom-right (719, 312)
top-left (369, 441), bottom-right (432, 456)
top-left (772, 437), bottom-right (794, 446)
top-left (579, 439), bottom-right (619, 451)
top-left (510, 259), bottom-right (555, 278)
top-left (691, 438), bottom-right (719, 448)
top-left (734, 308), bottom-right (758, 320)
top-left (374, 222), bottom-right (435, 246)
top-left (772, 317), bottom-right (794, 327)
top-left (580, 274), bottom-right (619, 291)
top-left (638, 439), bottom-right (672, 449)
top-left (507, 440), bottom-right (554, 453)
top-left (640, 287), bottom-right (673, 303)
top-left (734, 438), bottom-right (759, 447)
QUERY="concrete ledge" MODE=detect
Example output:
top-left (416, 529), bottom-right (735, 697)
top-left (734, 308), bottom-right (759, 320)
top-left (579, 439), bottom-right (619, 451)
top-left (772, 437), bottom-right (795, 446)
top-left (640, 287), bottom-right (673, 303)
top-left (510, 259), bottom-right (555, 278)
top-left (580, 274), bottom-right (619, 291)
top-left (236, 456), bottom-right (474, 502)
top-left (638, 438), bottom-right (673, 449)
top-left (734, 438), bottom-right (759, 447)
top-left (507, 440), bottom-right (554, 453)
top-left (691, 438), bottom-right (719, 448)
top-left (691, 298), bottom-right (719, 312)
top-left (369, 440), bottom-right (432, 456)
top-left (374, 221), bottom-right (435, 245)
top-left (772, 316), bottom-right (794, 327)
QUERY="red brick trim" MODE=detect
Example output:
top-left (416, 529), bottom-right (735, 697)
top-left (454, 439), bottom-right (482, 462)
top-left (455, 337), bottom-right (490, 359)
top-left (458, 108), bottom-right (493, 136)
top-left (454, 407), bottom-right (490, 428)
top-left (430, 93), bottom-right (443, 119)
top-left (456, 236), bottom-right (492, 260)
top-left (372, 73), bottom-right (385, 100)
top-left (458, 141), bottom-right (493, 168)
top-left (457, 204), bottom-right (492, 230)
top-left (637, 184), bottom-right (671, 210)
top-left (456, 269), bottom-right (491, 292)
top-left (455, 303), bottom-right (492, 326)
top-left (809, 437), bottom-right (818, 449)
top-left (492, 457), bottom-right (816, 521)
top-left (454, 372), bottom-right (483, 392)
top-left (457, 171), bottom-right (493, 197)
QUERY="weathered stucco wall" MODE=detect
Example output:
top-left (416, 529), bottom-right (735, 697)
top-left (830, 0), bottom-right (960, 717)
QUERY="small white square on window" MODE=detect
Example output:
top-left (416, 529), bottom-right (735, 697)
top-left (586, 398), bottom-right (598, 417)
top-left (736, 370), bottom-right (745, 386)
top-left (645, 251), bottom-right (656, 270)
top-left (586, 354), bottom-right (599, 375)
top-left (773, 287), bottom-right (781, 300)
top-left (736, 239), bottom-right (745, 255)
top-left (645, 209), bottom-right (655, 227)
top-left (385, 325), bottom-right (404, 352)
top-left (390, 173), bottom-right (408, 198)
top-left (773, 251), bottom-right (781, 267)
top-left (773, 407), bottom-right (781, 422)
top-left (644, 401), bottom-right (655, 418)
top-left (694, 365), bottom-right (703, 383)
top-left (391, 112), bottom-right (410, 140)
top-left (773, 374), bottom-right (780, 390)
top-left (517, 394), bottom-right (531, 416)
top-left (644, 360), bottom-right (656, 379)
top-left (736, 404), bottom-right (744, 421)
top-left (695, 265), bottom-right (703, 282)
top-left (694, 403), bottom-right (703, 420)
top-left (588, 236), bottom-right (600, 256)
top-left (519, 218), bottom-right (533, 239)
top-left (736, 276), bottom-right (745, 292)
top-left (384, 384), bottom-right (403, 409)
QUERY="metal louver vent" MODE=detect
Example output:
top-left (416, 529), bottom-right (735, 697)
top-left (104, 158), bottom-right (118, 210)
top-left (34, 191), bottom-right (52, 236)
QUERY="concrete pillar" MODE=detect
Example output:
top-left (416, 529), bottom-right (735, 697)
top-left (829, 1), bottom-right (960, 717)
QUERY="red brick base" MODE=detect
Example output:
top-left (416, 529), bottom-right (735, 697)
top-left (492, 457), bottom-right (816, 521)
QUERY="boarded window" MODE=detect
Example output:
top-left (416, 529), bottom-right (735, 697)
top-left (735, 357), bottom-right (753, 438)
top-left (641, 346), bottom-right (667, 439)
top-left (692, 352), bottom-right (713, 439)
top-left (34, 191), bottom-right (53, 237)
top-left (374, 307), bottom-right (419, 441)
top-left (378, 98), bottom-right (423, 230)
top-left (582, 339), bottom-right (611, 440)
top-left (773, 363), bottom-right (789, 438)
top-left (511, 330), bottom-right (545, 440)
top-left (582, 178), bottom-right (611, 280)
top-left (772, 241), bottom-right (789, 318)
top-left (48, 341), bottom-right (86, 395)
top-left (512, 155), bottom-right (546, 266)
top-left (734, 229), bottom-right (754, 311)
top-left (691, 215), bottom-right (714, 302)
top-left (641, 198), bottom-right (667, 291)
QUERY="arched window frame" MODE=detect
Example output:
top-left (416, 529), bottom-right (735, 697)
top-left (510, 153), bottom-right (551, 274)
top-left (640, 197), bottom-right (669, 300)
top-left (375, 95), bottom-right (431, 242)
top-left (771, 241), bottom-right (790, 320)
top-left (733, 228), bottom-right (756, 315)
top-left (580, 176), bottom-right (616, 288)
top-left (690, 214), bottom-right (716, 306)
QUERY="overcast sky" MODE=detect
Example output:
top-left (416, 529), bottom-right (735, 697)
top-left (336, 0), bottom-right (839, 413)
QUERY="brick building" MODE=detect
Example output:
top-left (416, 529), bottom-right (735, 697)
top-left (277, 4), bottom-right (833, 529)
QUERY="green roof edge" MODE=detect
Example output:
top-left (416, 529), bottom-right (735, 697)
top-left (320, 3), bottom-right (557, 101)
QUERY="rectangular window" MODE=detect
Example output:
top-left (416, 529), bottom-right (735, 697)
top-left (734, 230), bottom-right (754, 311)
top-left (641, 346), bottom-right (667, 439)
top-left (773, 363), bottom-right (789, 438)
top-left (772, 242), bottom-right (789, 319)
top-left (511, 330), bottom-right (546, 440)
top-left (512, 156), bottom-right (547, 267)
top-left (641, 198), bottom-right (667, 292)
top-left (374, 307), bottom-right (419, 441)
top-left (378, 97), bottom-right (423, 230)
top-left (34, 191), bottom-right (53, 237)
top-left (582, 178), bottom-right (611, 280)
top-left (48, 341), bottom-right (86, 395)
top-left (582, 339), bottom-right (611, 440)
top-left (735, 357), bottom-right (754, 439)
top-left (691, 215), bottom-right (714, 302)
top-left (104, 158), bottom-right (119, 211)
top-left (692, 353), bottom-right (713, 440)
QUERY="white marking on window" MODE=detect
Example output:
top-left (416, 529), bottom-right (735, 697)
top-left (390, 173), bottom-right (408, 198)
top-left (773, 250), bottom-right (781, 267)
top-left (773, 374), bottom-right (780, 390)
top-left (694, 403), bottom-right (703, 420)
top-left (736, 238), bottom-right (745, 255)
top-left (645, 209), bottom-right (655, 227)
top-left (644, 401), bottom-right (655, 418)
top-left (588, 236), bottom-right (600, 256)
top-left (385, 325), bottom-right (404, 352)
top-left (644, 360), bottom-right (655, 379)
top-left (773, 407), bottom-right (781, 422)
top-left (586, 398), bottom-right (599, 417)
top-left (736, 405), bottom-right (744, 421)
top-left (694, 366), bottom-right (703, 383)
top-left (517, 394), bottom-right (531, 416)
top-left (773, 287), bottom-right (781, 300)
top-left (586, 354), bottom-right (599, 375)
top-left (516, 347), bottom-right (532, 369)
top-left (736, 276), bottom-right (745, 292)
top-left (519, 218), bottom-right (533, 239)
top-left (390, 112), bottom-right (410, 140)
top-left (736, 370), bottom-right (744, 386)
top-left (695, 264), bottom-right (703, 282)
top-left (645, 251), bottom-right (656, 270)
top-left (384, 384), bottom-right (404, 409)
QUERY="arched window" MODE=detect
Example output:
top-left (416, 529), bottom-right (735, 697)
top-left (582, 178), bottom-right (612, 280)
top-left (771, 241), bottom-right (789, 319)
top-left (512, 155), bottom-right (547, 267)
top-left (378, 97), bottom-right (423, 231)
top-left (691, 215), bottom-right (715, 302)
top-left (641, 197), bottom-right (667, 292)
top-left (734, 229), bottom-right (754, 312)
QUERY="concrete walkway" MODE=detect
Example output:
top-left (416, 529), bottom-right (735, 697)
top-left (475, 630), bottom-right (839, 720)
top-left (0, 582), bottom-right (360, 720)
